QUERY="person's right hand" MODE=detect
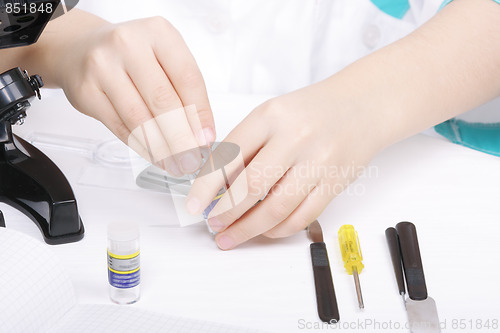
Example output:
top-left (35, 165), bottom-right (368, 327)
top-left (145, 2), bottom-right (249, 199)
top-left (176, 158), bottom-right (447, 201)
top-left (55, 12), bottom-right (215, 176)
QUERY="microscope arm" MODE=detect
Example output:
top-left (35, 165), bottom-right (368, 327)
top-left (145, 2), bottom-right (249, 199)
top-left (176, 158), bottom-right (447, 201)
top-left (0, 68), bottom-right (84, 244)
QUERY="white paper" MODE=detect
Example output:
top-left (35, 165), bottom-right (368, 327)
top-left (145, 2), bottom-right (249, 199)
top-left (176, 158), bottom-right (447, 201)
top-left (0, 228), bottom-right (268, 333)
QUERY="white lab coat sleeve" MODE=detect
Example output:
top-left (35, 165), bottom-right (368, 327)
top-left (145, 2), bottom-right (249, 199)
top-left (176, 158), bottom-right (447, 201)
top-left (69, 0), bottom-right (454, 95)
top-left (74, 0), bottom-right (181, 22)
top-left (408, 0), bottom-right (447, 25)
top-left (311, 0), bottom-right (418, 83)
top-left (71, 0), bottom-right (233, 93)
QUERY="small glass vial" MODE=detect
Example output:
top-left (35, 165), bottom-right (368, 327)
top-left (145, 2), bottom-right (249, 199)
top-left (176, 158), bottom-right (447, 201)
top-left (202, 186), bottom-right (227, 235)
top-left (107, 221), bottom-right (140, 304)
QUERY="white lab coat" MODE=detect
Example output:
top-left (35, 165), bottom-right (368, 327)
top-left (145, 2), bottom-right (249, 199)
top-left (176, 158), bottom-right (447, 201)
top-left (77, 0), bottom-right (500, 124)
top-left (77, 0), bottom-right (445, 95)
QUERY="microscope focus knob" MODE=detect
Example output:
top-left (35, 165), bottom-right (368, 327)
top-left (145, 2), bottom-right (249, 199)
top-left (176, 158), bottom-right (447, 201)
top-left (27, 72), bottom-right (44, 100)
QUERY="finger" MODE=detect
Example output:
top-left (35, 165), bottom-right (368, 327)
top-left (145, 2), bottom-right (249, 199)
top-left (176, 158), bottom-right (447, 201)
top-left (132, 122), bottom-right (184, 176)
top-left (77, 86), bottom-right (179, 173)
top-left (99, 67), bottom-right (181, 175)
top-left (204, 140), bottom-right (295, 233)
top-left (186, 110), bottom-right (270, 215)
top-left (213, 164), bottom-right (322, 250)
top-left (76, 85), bottom-right (143, 159)
top-left (80, 86), bottom-right (131, 144)
top-left (186, 141), bottom-right (247, 215)
top-left (209, 162), bottom-right (319, 233)
top-left (184, 104), bottom-right (206, 146)
top-left (123, 47), bottom-right (203, 174)
top-left (263, 178), bottom-right (348, 239)
top-left (152, 20), bottom-right (215, 145)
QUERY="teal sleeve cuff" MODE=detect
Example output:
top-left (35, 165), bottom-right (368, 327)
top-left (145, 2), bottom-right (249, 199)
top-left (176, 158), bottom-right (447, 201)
top-left (435, 119), bottom-right (500, 157)
top-left (440, 0), bottom-right (500, 10)
top-left (370, 0), bottom-right (410, 19)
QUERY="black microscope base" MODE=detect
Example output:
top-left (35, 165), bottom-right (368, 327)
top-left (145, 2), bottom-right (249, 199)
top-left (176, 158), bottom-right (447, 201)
top-left (0, 133), bottom-right (84, 245)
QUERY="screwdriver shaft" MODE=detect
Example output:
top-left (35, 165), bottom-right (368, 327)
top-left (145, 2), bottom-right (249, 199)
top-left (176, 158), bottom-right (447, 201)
top-left (338, 225), bottom-right (365, 309)
top-left (353, 267), bottom-right (364, 309)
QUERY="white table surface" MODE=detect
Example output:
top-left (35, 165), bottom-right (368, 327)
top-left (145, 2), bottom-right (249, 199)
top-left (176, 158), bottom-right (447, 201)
top-left (2, 89), bottom-right (500, 333)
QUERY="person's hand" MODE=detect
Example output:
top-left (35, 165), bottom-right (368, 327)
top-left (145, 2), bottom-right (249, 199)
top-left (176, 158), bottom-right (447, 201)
top-left (185, 78), bottom-right (387, 250)
top-left (56, 15), bottom-right (215, 176)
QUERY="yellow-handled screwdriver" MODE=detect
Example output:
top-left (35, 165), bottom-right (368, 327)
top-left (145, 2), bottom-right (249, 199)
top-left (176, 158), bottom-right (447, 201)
top-left (338, 225), bottom-right (365, 309)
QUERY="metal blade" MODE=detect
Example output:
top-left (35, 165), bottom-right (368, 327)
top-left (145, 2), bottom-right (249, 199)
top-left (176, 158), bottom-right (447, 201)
top-left (307, 220), bottom-right (323, 243)
top-left (406, 297), bottom-right (441, 333)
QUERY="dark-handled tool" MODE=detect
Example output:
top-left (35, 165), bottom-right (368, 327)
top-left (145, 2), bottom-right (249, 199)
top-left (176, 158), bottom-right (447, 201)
top-left (385, 227), bottom-right (406, 307)
top-left (386, 222), bottom-right (441, 333)
top-left (307, 220), bottom-right (340, 323)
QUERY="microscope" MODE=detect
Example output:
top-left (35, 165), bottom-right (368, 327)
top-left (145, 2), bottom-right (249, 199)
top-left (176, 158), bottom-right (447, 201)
top-left (1, 0), bottom-right (84, 244)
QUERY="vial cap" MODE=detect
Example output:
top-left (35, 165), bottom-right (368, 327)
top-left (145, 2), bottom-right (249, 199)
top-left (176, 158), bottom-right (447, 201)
top-left (108, 221), bottom-right (140, 242)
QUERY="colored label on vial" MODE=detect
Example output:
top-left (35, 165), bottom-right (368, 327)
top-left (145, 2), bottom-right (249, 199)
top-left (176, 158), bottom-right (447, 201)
top-left (107, 250), bottom-right (140, 289)
top-left (202, 193), bottom-right (224, 219)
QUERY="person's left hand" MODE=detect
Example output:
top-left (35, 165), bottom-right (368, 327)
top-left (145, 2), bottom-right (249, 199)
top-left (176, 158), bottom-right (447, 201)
top-left (185, 77), bottom-right (387, 250)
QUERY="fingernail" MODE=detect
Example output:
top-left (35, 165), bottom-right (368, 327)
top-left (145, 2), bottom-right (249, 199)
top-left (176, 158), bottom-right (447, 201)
top-left (217, 234), bottom-right (235, 250)
top-left (186, 196), bottom-right (201, 215)
top-left (166, 160), bottom-right (182, 177)
top-left (179, 152), bottom-right (200, 173)
top-left (208, 217), bottom-right (225, 232)
top-left (198, 127), bottom-right (215, 145)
